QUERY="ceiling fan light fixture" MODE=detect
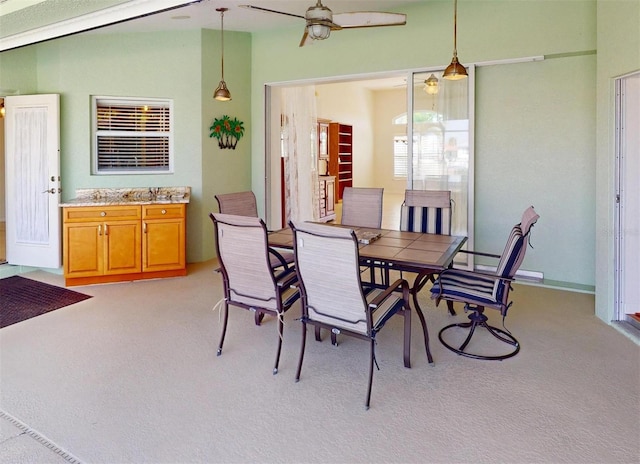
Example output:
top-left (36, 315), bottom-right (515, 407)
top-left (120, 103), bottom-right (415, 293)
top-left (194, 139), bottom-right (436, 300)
top-left (443, 0), bottom-right (468, 81)
top-left (306, 0), bottom-right (333, 40)
top-left (424, 74), bottom-right (439, 94)
top-left (308, 23), bottom-right (331, 40)
top-left (214, 7), bottom-right (232, 101)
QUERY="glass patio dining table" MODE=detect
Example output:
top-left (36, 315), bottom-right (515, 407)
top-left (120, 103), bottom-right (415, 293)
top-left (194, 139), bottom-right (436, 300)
top-left (268, 224), bottom-right (468, 363)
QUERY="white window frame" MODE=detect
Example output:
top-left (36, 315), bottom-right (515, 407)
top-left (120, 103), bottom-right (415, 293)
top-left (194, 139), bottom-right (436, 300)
top-left (91, 96), bottom-right (174, 175)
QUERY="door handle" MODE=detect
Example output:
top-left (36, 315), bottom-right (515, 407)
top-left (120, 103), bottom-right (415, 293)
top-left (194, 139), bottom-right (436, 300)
top-left (41, 188), bottom-right (56, 194)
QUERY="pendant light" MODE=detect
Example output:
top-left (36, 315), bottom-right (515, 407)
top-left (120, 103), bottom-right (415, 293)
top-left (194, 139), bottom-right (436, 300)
top-left (443, 0), bottom-right (468, 81)
top-left (214, 7), bottom-right (232, 101)
top-left (424, 74), bottom-right (439, 95)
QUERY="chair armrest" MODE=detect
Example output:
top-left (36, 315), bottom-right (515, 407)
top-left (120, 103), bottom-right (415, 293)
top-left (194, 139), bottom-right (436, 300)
top-left (457, 249), bottom-right (501, 259)
top-left (269, 247), bottom-right (289, 269)
top-left (368, 278), bottom-right (409, 309)
top-left (276, 267), bottom-right (297, 288)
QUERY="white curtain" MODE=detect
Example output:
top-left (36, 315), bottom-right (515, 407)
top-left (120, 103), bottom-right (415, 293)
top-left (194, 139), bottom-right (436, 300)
top-left (281, 86), bottom-right (319, 223)
top-left (14, 107), bottom-right (49, 244)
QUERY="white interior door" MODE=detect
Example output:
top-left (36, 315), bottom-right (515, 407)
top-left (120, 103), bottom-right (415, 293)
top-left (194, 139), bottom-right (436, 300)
top-left (615, 73), bottom-right (640, 319)
top-left (5, 94), bottom-right (61, 268)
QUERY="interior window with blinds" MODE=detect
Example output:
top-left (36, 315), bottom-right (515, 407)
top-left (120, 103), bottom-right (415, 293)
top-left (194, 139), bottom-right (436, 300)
top-left (92, 97), bottom-right (173, 174)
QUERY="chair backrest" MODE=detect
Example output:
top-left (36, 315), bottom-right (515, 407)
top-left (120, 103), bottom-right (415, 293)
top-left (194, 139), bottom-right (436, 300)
top-left (519, 205), bottom-right (540, 236)
top-left (211, 213), bottom-right (279, 310)
top-left (291, 221), bottom-right (370, 335)
top-left (496, 206), bottom-right (540, 279)
top-left (340, 187), bottom-right (384, 229)
top-left (215, 191), bottom-right (258, 217)
top-left (400, 189), bottom-right (452, 234)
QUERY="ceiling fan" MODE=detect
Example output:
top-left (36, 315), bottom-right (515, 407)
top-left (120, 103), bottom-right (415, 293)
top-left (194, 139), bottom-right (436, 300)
top-left (240, 1), bottom-right (407, 47)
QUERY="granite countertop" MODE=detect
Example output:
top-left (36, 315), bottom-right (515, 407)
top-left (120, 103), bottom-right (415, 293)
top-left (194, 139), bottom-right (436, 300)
top-left (59, 187), bottom-right (191, 207)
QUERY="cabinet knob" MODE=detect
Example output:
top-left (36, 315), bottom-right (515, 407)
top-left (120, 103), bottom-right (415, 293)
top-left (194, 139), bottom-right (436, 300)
top-left (161, 209), bottom-right (167, 215)
top-left (100, 211), bottom-right (106, 217)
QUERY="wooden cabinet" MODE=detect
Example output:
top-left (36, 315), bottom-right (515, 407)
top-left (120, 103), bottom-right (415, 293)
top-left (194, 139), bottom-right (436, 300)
top-left (142, 204), bottom-right (186, 272)
top-left (329, 122), bottom-right (353, 201)
top-left (63, 204), bottom-right (186, 286)
top-left (63, 206), bottom-right (141, 279)
top-left (318, 176), bottom-right (336, 222)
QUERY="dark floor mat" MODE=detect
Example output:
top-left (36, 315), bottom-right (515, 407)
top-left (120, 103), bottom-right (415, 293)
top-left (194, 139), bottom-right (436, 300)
top-left (0, 276), bottom-right (92, 328)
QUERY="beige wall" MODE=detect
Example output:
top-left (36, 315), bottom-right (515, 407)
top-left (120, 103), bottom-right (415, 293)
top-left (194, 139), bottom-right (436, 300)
top-left (315, 81), bottom-right (375, 187)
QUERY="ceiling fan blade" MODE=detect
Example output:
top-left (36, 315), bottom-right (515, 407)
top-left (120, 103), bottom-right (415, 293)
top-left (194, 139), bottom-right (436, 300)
top-left (239, 4), bottom-right (305, 20)
top-left (332, 12), bottom-right (406, 29)
top-left (299, 29), bottom-right (312, 47)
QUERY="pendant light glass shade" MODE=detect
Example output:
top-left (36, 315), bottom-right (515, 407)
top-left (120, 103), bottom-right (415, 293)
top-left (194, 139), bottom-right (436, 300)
top-left (424, 74), bottom-right (439, 94)
top-left (443, 0), bottom-right (468, 81)
top-left (214, 8), bottom-right (232, 101)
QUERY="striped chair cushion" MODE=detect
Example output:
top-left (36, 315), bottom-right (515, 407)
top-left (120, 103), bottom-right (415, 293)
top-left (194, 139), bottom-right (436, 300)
top-left (400, 205), bottom-right (451, 235)
top-left (364, 287), bottom-right (404, 331)
top-left (430, 270), bottom-right (503, 307)
top-left (496, 226), bottom-right (525, 278)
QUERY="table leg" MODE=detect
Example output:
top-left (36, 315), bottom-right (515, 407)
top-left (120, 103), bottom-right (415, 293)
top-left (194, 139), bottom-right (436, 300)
top-left (410, 278), bottom-right (434, 365)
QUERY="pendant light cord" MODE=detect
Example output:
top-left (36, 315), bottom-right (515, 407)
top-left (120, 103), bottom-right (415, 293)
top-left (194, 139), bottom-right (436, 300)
top-left (453, 0), bottom-right (458, 59)
top-left (220, 9), bottom-right (225, 80)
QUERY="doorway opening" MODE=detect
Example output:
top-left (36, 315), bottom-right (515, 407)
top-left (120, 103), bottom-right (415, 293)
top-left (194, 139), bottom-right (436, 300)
top-left (1, 97), bottom-right (5, 265)
top-left (615, 70), bottom-right (640, 329)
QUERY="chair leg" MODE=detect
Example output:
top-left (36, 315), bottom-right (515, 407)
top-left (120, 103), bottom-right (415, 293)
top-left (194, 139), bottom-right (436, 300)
top-left (295, 322), bottom-right (307, 382)
top-left (447, 300), bottom-right (456, 316)
top-left (438, 305), bottom-right (520, 360)
top-left (365, 339), bottom-right (375, 410)
top-left (314, 326), bottom-right (322, 342)
top-left (402, 305), bottom-right (412, 368)
top-left (273, 313), bottom-right (284, 375)
top-left (255, 311), bottom-right (265, 326)
top-left (217, 303), bottom-right (229, 356)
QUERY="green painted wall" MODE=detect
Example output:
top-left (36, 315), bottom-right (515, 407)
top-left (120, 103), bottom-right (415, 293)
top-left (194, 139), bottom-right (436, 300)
top-left (0, 46), bottom-right (37, 93)
top-left (250, 0), bottom-right (597, 288)
top-left (0, 28), bottom-right (251, 263)
top-left (595, 0), bottom-right (640, 322)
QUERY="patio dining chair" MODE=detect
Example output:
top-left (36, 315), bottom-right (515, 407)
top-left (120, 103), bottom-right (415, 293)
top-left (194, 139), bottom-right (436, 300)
top-left (340, 187), bottom-right (384, 284)
top-left (399, 189), bottom-right (456, 316)
top-left (290, 220), bottom-right (427, 409)
top-left (340, 187), bottom-right (384, 229)
top-left (215, 191), bottom-right (294, 270)
top-left (430, 206), bottom-right (540, 360)
top-left (210, 213), bottom-right (300, 374)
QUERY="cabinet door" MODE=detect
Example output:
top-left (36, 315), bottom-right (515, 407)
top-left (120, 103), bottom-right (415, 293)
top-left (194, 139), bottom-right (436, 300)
top-left (64, 221), bottom-right (103, 277)
top-left (326, 178), bottom-right (335, 215)
top-left (142, 218), bottom-right (185, 272)
top-left (103, 220), bottom-right (141, 275)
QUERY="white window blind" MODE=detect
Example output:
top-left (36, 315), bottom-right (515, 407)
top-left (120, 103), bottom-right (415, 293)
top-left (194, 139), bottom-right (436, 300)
top-left (93, 97), bottom-right (173, 174)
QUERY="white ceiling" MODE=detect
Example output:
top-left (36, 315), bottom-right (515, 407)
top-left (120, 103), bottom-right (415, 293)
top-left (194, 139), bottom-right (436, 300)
top-left (0, 0), bottom-right (423, 51)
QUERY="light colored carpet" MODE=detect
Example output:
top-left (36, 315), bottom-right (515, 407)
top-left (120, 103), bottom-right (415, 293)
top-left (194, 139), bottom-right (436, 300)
top-left (0, 261), bottom-right (638, 464)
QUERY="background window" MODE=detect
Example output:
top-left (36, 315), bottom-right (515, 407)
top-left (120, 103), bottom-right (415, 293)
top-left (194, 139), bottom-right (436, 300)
top-left (92, 96), bottom-right (173, 174)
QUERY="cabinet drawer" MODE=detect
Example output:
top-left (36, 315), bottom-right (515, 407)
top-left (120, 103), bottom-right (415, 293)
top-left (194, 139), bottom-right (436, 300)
top-left (64, 206), bottom-right (141, 222)
top-left (143, 204), bottom-right (185, 219)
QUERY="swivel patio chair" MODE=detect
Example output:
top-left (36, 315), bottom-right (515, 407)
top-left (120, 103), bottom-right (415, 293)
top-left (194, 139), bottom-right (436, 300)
top-left (290, 220), bottom-right (428, 409)
top-left (210, 213), bottom-right (300, 374)
top-left (431, 206), bottom-right (539, 360)
top-left (215, 191), bottom-right (294, 270)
